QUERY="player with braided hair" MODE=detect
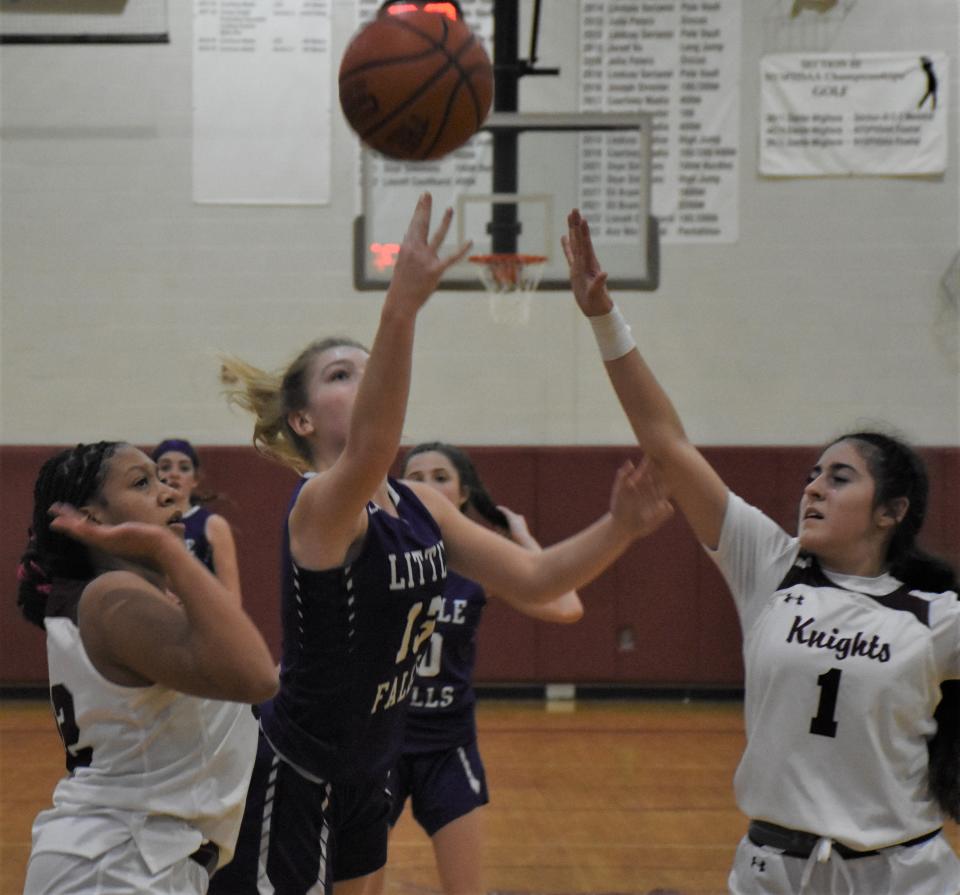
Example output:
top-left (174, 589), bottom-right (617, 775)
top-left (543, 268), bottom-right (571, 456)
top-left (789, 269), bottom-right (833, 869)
top-left (17, 442), bottom-right (115, 624)
top-left (383, 442), bottom-right (582, 895)
top-left (17, 441), bottom-right (277, 895)
top-left (563, 209), bottom-right (960, 894)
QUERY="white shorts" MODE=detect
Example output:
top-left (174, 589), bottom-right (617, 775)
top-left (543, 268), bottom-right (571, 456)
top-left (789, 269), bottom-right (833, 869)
top-left (25, 809), bottom-right (213, 895)
top-left (729, 831), bottom-right (960, 895)
top-left (24, 840), bottom-right (209, 895)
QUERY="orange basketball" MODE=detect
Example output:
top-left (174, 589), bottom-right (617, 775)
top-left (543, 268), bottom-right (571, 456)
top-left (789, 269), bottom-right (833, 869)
top-left (338, 9), bottom-right (493, 162)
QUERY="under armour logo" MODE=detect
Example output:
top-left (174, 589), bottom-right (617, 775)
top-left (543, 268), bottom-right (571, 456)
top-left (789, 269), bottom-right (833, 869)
top-left (784, 594), bottom-right (804, 605)
top-left (751, 856), bottom-right (766, 871)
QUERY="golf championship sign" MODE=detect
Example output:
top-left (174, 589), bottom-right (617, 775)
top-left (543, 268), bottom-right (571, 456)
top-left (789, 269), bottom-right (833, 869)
top-left (760, 52), bottom-right (947, 176)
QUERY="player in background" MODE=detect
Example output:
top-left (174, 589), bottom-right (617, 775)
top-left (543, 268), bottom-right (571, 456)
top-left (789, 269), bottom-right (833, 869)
top-left (562, 209), bottom-right (960, 894)
top-left (17, 441), bottom-right (278, 895)
top-left (152, 438), bottom-right (242, 599)
top-left (382, 441), bottom-right (582, 894)
top-left (208, 194), bottom-right (673, 895)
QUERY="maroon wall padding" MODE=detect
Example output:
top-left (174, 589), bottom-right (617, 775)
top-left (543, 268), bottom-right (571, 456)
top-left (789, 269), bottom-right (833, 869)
top-left (2, 444), bottom-right (957, 688)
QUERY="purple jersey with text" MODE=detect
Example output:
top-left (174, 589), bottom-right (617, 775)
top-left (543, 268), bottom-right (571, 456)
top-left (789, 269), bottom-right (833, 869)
top-left (403, 570), bottom-right (487, 753)
top-left (180, 505), bottom-right (214, 572)
top-left (258, 477), bottom-right (447, 784)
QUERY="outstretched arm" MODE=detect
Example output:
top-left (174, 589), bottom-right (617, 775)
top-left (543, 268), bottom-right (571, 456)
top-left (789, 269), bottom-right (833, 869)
top-left (206, 513), bottom-right (242, 602)
top-left (489, 506), bottom-right (583, 624)
top-left (291, 193), bottom-right (471, 568)
top-left (562, 210), bottom-right (728, 549)
top-left (51, 504), bottom-right (277, 703)
top-left (411, 457), bottom-right (673, 603)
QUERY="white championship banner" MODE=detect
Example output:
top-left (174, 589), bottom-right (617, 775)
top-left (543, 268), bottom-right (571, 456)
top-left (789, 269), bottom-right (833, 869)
top-left (193, 0), bottom-right (332, 205)
top-left (760, 51), bottom-right (947, 177)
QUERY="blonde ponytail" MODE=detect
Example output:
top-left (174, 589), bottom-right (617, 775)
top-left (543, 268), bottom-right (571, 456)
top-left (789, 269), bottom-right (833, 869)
top-left (220, 337), bottom-right (368, 474)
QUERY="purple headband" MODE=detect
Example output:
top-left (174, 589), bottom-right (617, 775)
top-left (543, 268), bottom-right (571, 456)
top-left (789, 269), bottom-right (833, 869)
top-left (151, 438), bottom-right (200, 468)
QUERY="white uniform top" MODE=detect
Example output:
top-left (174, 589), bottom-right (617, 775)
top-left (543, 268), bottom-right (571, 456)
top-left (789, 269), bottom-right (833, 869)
top-left (31, 614), bottom-right (258, 873)
top-left (709, 493), bottom-right (960, 852)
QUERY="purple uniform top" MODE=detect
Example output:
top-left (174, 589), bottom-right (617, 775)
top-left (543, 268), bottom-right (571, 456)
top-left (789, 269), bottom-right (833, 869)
top-left (180, 505), bottom-right (214, 572)
top-left (258, 477), bottom-right (447, 784)
top-left (403, 570), bottom-right (486, 753)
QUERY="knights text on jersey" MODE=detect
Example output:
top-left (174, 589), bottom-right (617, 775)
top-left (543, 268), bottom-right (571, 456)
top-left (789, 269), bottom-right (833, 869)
top-left (708, 493), bottom-right (960, 852)
top-left (34, 611), bottom-right (258, 869)
top-left (403, 570), bottom-right (487, 753)
top-left (258, 477), bottom-right (447, 783)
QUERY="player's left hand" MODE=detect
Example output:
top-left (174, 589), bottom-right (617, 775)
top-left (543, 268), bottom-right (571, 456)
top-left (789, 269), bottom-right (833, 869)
top-left (608, 457), bottom-right (674, 539)
top-left (497, 505), bottom-right (539, 550)
top-left (562, 209), bottom-right (614, 318)
top-left (48, 502), bottom-right (186, 571)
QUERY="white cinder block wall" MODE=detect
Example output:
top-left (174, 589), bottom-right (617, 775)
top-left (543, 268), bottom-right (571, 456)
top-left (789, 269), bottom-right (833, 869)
top-left (2, 0), bottom-right (958, 448)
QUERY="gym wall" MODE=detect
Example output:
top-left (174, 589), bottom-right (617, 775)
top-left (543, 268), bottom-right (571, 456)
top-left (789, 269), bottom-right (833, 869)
top-left (1, 1), bottom-right (958, 685)
top-left (2, 443), bottom-right (957, 686)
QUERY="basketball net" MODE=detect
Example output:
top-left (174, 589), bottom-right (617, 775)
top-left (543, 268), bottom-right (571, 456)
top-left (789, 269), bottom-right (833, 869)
top-left (468, 254), bottom-right (547, 326)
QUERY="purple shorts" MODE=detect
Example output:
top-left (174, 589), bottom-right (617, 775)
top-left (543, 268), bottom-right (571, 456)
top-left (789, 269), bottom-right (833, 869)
top-left (210, 732), bottom-right (391, 894)
top-left (388, 738), bottom-right (489, 836)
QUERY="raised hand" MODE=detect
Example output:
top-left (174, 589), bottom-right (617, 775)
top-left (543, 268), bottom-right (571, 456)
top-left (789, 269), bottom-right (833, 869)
top-left (608, 457), bottom-right (674, 539)
top-left (561, 209), bottom-right (614, 318)
top-left (387, 192), bottom-right (472, 314)
top-left (48, 502), bottom-right (184, 572)
top-left (497, 505), bottom-right (538, 549)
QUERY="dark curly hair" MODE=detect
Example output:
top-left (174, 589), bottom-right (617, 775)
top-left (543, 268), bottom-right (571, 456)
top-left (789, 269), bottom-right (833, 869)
top-left (17, 442), bottom-right (122, 629)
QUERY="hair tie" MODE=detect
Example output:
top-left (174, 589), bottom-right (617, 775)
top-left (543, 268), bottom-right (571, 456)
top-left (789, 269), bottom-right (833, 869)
top-left (17, 558), bottom-right (50, 587)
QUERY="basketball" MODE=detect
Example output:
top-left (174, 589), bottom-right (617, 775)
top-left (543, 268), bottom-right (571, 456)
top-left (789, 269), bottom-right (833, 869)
top-left (338, 9), bottom-right (493, 162)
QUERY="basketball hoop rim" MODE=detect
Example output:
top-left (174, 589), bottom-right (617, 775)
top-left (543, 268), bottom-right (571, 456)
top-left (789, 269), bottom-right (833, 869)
top-left (467, 253), bottom-right (548, 265)
top-left (468, 252), bottom-right (548, 301)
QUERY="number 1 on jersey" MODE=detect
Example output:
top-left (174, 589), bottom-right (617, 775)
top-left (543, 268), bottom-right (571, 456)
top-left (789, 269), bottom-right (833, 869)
top-left (809, 667), bottom-right (841, 738)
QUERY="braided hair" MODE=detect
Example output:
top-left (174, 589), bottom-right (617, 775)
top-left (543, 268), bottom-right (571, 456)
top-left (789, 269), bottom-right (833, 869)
top-left (17, 442), bottom-right (121, 629)
top-left (834, 431), bottom-right (960, 821)
top-left (402, 442), bottom-right (509, 531)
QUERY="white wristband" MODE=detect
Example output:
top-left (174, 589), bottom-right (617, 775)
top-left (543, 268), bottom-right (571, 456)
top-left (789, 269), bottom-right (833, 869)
top-left (589, 306), bottom-right (636, 361)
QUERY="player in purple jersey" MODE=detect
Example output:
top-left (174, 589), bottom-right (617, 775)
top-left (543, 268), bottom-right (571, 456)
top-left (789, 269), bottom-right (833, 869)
top-left (563, 209), bottom-right (960, 894)
top-left (16, 442), bottom-right (277, 894)
top-left (381, 442), bottom-right (583, 894)
top-left (208, 194), bottom-right (674, 895)
top-left (152, 438), bottom-right (241, 599)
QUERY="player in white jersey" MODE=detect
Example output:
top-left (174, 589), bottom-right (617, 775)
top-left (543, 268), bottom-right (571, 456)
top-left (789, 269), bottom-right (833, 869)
top-left (562, 210), bottom-right (960, 895)
top-left (16, 441), bottom-right (278, 894)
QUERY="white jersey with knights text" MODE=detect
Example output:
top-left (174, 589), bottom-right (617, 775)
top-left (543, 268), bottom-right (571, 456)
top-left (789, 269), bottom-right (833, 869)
top-left (708, 493), bottom-right (960, 852)
top-left (31, 613), bottom-right (258, 872)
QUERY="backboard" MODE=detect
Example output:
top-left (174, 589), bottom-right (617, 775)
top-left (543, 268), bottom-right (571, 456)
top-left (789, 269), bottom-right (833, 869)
top-left (353, 0), bottom-right (658, 292)
top-left (356, 112), bottom-right (656, 291)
